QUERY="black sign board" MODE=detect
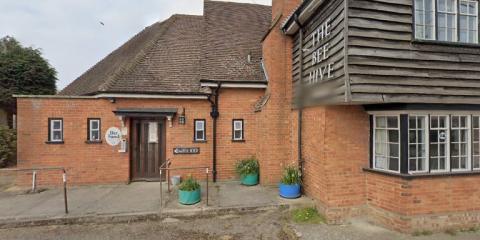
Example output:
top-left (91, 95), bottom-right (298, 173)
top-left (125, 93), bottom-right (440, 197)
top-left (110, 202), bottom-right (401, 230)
top-left (173, 147), bottom-right (200, 155)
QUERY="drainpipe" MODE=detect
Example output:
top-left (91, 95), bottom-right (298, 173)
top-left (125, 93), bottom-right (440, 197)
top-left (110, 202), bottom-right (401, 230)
top-left (208, 82), bottom-right (221, 182)
top-left (294, 14), bottom-right (305, 182)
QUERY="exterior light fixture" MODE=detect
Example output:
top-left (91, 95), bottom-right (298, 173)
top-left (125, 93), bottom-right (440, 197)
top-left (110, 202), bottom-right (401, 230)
top-left (179, 108), bottom-right (186, 125)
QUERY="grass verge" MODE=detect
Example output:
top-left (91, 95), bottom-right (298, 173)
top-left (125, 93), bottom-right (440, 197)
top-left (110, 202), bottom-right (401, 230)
top-left (291, 207), bottom-right (325, 224)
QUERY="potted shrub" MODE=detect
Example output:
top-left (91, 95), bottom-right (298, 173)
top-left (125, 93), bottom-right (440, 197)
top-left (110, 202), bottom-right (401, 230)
top-left (279, 165), bottom-right (301, 199)
top-left (178, 175), bottom-right (201, 205)
top-left (235, 156), bottom-right (259, 186)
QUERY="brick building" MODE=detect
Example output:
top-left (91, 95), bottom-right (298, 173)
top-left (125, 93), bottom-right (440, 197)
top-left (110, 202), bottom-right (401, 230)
top-left (15, 0), bottom-right (480, 233)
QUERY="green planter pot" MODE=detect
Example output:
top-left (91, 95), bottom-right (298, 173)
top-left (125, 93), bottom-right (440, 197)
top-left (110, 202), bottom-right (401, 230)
top-left (178, 188), bottom-right (201, 205)
top-left (241, 173), bottom-right (259, 186)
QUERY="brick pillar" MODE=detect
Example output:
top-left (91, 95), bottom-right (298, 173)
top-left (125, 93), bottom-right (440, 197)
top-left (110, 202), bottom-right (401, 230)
top-left (256, 0), bottom-right (301, 184)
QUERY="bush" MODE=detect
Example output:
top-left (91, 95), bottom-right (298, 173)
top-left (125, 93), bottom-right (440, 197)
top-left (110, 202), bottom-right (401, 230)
top-left (280, 165), bottom-right (301, 185)
top-left (235, 156), bottom-right (259, 176)
top-left (0, 126), bottom-right (16, 168)
top-left (178, 176), bottom-right (200, 191)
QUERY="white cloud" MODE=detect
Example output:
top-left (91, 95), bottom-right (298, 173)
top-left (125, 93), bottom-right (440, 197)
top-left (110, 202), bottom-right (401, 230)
top-left (0, 0), bottom-right (270, 90)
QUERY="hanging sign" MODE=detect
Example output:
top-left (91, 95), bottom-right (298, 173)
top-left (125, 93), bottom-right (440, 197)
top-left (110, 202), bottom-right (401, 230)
top-left (105, 127), bottom-right (122, 146)
top-left (173, 147), bottom-right (200, 155)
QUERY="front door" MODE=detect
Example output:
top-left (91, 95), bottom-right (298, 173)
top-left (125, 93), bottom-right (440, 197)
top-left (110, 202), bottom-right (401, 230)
top-left (130, 119), bottom-right (166, 181)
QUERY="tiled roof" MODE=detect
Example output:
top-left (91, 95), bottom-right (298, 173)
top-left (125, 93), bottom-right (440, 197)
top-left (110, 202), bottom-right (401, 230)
top-left (60, 0), bottom-right (271, 96)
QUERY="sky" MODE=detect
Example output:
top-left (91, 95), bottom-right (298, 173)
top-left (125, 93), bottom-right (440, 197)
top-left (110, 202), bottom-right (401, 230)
top-left (0, 0), bottom-right (272, 91)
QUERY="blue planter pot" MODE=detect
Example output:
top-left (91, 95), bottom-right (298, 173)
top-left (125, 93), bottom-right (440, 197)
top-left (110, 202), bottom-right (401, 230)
top-left (279, 183), bottom-right (301, 199)
top-left (241, 173), bottom-right (259, 186)
top-left (178, 188), bottom-right (201, 205)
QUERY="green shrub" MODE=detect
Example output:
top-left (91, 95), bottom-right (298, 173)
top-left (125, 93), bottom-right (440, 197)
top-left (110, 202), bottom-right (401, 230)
top-left (0, 126), bottom-right (16, 168)
top-left (291, 207), bottom-right (325, 224)
top-left (280, 165), bottom-right (301, 185)
top-left (235, 156), bottom-right (259, 176)
top-left (178, 176), bottom-right (200, 191)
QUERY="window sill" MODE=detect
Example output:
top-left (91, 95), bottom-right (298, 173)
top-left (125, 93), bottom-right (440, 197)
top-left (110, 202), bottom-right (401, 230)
top-left (45, 141), bottom-right (64, 144)
top-left (193, 140), bottom-right (207, 143)
top-left (85, 140), bottom-right (102, 144)
top-left (363, 167), bottom-right (480, 179)
top-left (412, 39), bottom-right (480, 49)
top-left (232, 139), bottom-right (245, 143)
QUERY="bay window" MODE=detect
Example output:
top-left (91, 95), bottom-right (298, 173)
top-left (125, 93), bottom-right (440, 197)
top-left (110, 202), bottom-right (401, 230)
top-left (414, 0), bottom-right (479, 44)
top-left (371, 113), bottom-right (480, 174)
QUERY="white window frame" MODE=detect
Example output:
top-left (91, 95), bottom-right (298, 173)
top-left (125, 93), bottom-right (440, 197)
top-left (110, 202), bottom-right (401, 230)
top-left (473, 115), bottom-right (480, 170)
top-left (232, 119), bottom-right (244, 141)
top-left (49, 119), bottom-right (63, 142)
top-left (408, 115), bottom-right (430, 173)
top-left (194, 119), bottom-right (206, 141)
top-left (438, 0), bottom-right (459, 42)
top-left (415, 0), bottom-right (437, 40)
top-left (450, 115), bottom-right (471, 171)
top-left (429, 114), bottom-right (450, 173)
top-left (459, 0), bottom-right (479, 43)
top-left (373, 115), bottom-right (401, 173)
top-left (88, 119), bottom-right (101, 141)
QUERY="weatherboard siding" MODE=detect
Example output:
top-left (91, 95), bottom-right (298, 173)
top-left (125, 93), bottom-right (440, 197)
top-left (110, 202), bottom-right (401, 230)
top-left (347, 0), bottom-right (480, 104)
top-left (292, 0), bottom-right (346, 106)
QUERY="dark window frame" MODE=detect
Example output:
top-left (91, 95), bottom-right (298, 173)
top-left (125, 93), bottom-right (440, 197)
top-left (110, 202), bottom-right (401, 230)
top-left (232, 119), bottom-right (245, 142)
top-left (193, 119), bottom-right (206, 142)
top-left (47, 118), bottom-right (64, 144)
top-left (87, 118), bottom-right (102, 143)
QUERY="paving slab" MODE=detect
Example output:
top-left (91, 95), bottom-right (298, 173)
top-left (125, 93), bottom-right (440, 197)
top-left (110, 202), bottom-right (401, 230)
top-left (0, 181), bottom-right (314, 228)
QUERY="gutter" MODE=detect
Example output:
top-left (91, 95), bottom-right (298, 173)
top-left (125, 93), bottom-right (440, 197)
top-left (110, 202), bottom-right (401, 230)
top-left (294, 14), bottom-right (305, 184)
top-left (207, 82), bottom-right (222, 182)
top-left (281, 0), bottom-right (325, 35)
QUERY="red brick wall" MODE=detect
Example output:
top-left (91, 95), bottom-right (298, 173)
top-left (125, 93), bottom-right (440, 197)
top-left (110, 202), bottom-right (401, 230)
top-left (298, 105), bottom-right (369, 221)
top-left (16, 88), bottom-right (263, 186)
top-left (255, 0), bottom-right (301, 184)
top-left (367, 172), bottom-right (480, 232)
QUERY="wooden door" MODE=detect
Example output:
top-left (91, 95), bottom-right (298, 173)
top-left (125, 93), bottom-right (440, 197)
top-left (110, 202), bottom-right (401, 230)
top-left (130, 119), bottom-right (166, 181)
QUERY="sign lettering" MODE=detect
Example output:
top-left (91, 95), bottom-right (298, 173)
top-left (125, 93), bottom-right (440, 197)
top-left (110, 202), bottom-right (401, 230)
top-left (174, 147), bottom-right (200, 155)
top-left (307, 18), bottom-right (334, 85)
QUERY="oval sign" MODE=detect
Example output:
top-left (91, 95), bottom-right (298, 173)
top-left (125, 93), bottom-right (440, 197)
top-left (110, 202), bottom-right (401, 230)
top-left (105, 127), bottom-right (122, 146)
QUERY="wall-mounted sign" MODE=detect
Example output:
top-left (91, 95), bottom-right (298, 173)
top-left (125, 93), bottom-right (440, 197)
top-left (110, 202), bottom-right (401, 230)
top-left (105, 127), bottom-right (122, 146)
top-left (148, 122), bottom-right (158, 143)
top-left (308, 18), bottom-right (334, 85)
top-left (174, 147), bottom-right (200, 155)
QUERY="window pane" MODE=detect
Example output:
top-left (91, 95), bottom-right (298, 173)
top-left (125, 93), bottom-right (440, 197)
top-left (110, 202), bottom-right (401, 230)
top-left (461, 1), bottom-right (469, 13)
top-left (53, 131), bottom-right (62, 140)
top-left (439, 0), bottom-right (446, 11)
top-left (196, 121), bottom-right (204, 130)
top-left (91, 121), bottom-right (99, 130)
top-left (196, 131), bottom-right (204, 140)
top-left (389, 157), bottom-right (399, 171)
top-left (387, 117), bottom-right (398, 128)
top-left (376, 116), bottom-right (387, 128)
top-left (91, 131), bottom-right (99, 141)
top-left (234, 130), bottom-right (242, 140)
top-left (234, 121), bottom-right (242, 130)
top-left (53, 121), bottom-right (61, 129)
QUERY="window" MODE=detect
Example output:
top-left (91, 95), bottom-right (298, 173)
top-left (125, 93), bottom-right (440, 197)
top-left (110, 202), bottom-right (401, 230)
top-left (88, 119), bottom-right (101, 142)
top-left (450, 115), bottom-right (470, 170)
top-left (415, 0), bottom-right (436, 40)
top-left (374, 116), bottom-right (400, 172)
top-left (414, 0), bottom-right (479, 43)
top-left (429, 115), bottom-right (449, 171)
top-left (232, 119), bottom-right (244, 141)
top-left (49, 118), bottom-right (63, 142)
top-left (473, 116), bottom-right (480, 169)
top-left (408, 115), bottom-right (429, 172)
top-left (438, 0), bottom-right (458, 41)
top-left (194, 119), bottom-right (206, 141)
top-left (371, 113), bottom-right (480, 175)
top-left (460, 0), bottom-right (479, 43)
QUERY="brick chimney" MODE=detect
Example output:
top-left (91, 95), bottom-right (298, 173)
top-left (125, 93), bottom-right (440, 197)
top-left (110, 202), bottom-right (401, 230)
top-left (255, 0), bottom-right (302, 184)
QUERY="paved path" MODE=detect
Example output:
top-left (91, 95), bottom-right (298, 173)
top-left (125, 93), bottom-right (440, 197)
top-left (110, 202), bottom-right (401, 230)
top-left (0, 181), bottom-right (313, 227)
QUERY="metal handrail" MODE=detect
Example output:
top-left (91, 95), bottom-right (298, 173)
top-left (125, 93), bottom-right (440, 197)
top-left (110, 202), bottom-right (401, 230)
top-left (159, 165), bottom-right (210, 210)
top-left (0, 167), bottom-right (69, 214)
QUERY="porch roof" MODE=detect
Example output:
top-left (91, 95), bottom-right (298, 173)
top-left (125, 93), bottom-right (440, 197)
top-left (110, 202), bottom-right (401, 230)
top-left (113, 108), bottom-right (177, 118)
